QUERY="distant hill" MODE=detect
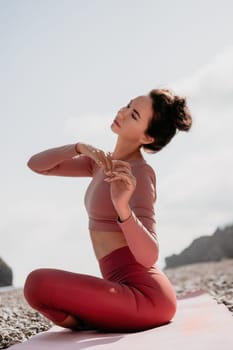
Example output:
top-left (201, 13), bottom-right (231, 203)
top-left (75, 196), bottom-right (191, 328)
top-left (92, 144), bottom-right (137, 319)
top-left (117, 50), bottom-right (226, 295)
top-left (0, 257), bottom-right (13, 287)
top-left (164, 223), bottom-right (233, 269)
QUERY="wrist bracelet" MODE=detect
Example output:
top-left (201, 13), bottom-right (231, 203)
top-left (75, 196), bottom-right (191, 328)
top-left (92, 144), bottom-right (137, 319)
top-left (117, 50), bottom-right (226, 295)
top-left (117, 211), bottom-right (132, 223)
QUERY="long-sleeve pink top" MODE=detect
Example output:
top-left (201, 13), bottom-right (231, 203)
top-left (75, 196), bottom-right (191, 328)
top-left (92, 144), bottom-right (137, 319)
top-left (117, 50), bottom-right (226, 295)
top-left (27, 144), bottom-right (159, 267)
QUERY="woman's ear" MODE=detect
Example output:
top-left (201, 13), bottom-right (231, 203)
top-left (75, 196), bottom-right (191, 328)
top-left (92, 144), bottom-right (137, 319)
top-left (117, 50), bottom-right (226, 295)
top-left (140, 134), bottom-right (154, 145)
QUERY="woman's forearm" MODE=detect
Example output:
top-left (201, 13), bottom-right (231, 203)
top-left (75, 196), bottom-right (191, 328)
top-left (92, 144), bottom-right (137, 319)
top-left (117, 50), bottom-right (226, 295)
top-left (27, 144), bottom-right (80, 172)
top-left (117, 209), bottom-right (159, 268)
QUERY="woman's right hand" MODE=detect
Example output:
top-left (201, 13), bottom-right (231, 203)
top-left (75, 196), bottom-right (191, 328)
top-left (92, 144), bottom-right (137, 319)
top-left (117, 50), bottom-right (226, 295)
top-left (76, 143), bottom-right (113, 172)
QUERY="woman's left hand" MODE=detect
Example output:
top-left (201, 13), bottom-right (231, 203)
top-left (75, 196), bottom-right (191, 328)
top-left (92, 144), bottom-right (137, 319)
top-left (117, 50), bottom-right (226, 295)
top-left (104, 160), bottom-right (136, 211)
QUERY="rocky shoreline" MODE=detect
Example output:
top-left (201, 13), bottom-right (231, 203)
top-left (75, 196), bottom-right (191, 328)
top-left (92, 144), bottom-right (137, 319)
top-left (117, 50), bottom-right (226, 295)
top-left (0, 258), bottom-right (233, 349)
top-left (164, 258), bottom-right (233, 313)
top-left (0, 288), bottom-right (52, 349)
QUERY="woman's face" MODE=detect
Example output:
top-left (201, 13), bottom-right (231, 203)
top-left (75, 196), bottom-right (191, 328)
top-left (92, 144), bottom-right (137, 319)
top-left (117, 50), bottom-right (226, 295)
top-left (111, 95), bottom-right (154, 145)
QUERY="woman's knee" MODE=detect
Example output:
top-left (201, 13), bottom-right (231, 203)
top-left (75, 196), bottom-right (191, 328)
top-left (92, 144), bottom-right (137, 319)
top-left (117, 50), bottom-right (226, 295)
top-left (23, 268), bottom-right (52, 308)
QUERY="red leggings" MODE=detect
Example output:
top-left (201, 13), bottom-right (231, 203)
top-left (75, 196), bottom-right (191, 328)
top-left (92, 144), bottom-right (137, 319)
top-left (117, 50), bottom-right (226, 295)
top-left (23, 246), bottom-right (177, 332)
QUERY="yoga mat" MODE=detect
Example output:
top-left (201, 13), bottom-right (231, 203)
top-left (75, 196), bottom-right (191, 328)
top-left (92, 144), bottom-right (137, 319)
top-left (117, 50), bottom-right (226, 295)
top-left (10, 291), bottom-right (232, 350)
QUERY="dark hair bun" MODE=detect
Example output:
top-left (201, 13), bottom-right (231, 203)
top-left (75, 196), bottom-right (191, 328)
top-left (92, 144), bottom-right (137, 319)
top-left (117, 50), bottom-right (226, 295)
top-left (173, 95), bottom-right (192, 131)
top-left (146, 88), bottom-right (193, 153)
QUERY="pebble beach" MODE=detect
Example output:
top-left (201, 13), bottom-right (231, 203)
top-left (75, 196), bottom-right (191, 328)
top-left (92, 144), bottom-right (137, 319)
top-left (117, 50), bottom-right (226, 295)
top-left (0, 258), bottom-right (233, 349)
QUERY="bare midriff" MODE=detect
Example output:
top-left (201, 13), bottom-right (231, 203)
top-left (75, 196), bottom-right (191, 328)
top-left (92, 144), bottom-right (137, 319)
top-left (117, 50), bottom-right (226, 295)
top-left (89, 230), bottom-right (128, 260)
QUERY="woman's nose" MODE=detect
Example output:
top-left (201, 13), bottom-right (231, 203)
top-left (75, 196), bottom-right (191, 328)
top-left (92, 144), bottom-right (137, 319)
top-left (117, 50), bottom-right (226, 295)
top-left (118, 108), bottom-right (127, 119)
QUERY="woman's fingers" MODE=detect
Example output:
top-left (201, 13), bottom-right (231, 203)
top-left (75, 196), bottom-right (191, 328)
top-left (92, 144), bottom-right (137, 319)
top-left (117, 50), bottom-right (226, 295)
top-left (104, 171), bottom-right (136, 187)
top-left (105, 162), bottom-right (133, 182)
top-left (112, 167), bottom-right (132, 175)
top-left (94, 150), bottom-right (106, 167)
top-left (85, 147), bottom-right (136, 175)
top-left (112, 160), bottom-right (131, 170)
top-left (106, 152), bottom-right (113, 172)
top-left (98, 153), bottom-right (114, 173)
top-left (80, 144), bottom-right (115, 171)
top-left (105, 167), bottom-right (131, 178)
top-left (90, 149), bottom-right (112, 171)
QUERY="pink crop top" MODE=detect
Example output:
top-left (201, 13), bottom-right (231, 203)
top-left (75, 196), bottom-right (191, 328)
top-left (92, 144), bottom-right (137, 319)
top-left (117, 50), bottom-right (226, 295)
top-left (84, 157), bottom-right (156, 233)
top-left (27, 144), bottom-right (159, 266)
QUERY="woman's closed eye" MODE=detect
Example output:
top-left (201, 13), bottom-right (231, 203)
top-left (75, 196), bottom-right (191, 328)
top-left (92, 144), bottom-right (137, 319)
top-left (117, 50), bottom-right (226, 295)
top-left (126, 104), bottom-right (137, 120)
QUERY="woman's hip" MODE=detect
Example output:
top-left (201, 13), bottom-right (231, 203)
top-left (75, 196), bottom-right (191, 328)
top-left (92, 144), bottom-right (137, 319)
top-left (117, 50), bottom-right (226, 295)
top-left (98, 246), bottom-right (177, 303)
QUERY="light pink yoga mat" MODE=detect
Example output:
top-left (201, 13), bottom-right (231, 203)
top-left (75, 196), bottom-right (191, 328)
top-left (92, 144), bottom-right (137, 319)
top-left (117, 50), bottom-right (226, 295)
top-left (10, 291), bottom-right (232, 350)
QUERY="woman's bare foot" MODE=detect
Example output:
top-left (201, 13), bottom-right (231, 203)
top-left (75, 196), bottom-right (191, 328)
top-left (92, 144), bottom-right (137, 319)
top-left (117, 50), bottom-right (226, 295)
top-left (54, 314), bottom-right (85, 331)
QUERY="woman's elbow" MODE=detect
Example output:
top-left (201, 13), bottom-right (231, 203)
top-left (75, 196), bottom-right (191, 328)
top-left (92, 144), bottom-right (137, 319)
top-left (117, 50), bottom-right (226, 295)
top-left (137, 247), bottom-right (159, 268)
top-left (27, 157), bottom-right (36, 170)
top-left (142, 256), bottom-right (158, 268)
top-left (27, 160), bottom-right (36, 172)
top-left (27, 158), bottom-right (33, 170)
top-left (27, 159), bottom-right (45, 174)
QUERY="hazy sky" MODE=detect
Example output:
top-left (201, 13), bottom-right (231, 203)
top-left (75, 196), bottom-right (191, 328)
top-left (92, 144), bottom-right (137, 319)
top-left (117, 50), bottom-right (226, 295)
top-left (1, 0), bottom-right (233, 287)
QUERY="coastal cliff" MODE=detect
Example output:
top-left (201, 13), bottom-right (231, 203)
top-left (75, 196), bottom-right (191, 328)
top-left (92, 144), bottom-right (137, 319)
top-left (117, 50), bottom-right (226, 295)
top-left (165, 223), bottom-right (233, 269)
top-left (0, 257), bottom-right (13, 287)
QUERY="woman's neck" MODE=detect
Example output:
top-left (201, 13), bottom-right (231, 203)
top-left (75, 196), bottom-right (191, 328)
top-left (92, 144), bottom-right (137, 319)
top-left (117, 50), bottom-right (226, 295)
top-left (111, 139), bottom-right (143, 161)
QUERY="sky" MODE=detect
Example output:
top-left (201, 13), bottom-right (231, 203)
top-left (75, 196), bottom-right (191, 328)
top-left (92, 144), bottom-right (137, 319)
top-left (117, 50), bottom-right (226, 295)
top-left (0, 0), bottom-right (233, 287)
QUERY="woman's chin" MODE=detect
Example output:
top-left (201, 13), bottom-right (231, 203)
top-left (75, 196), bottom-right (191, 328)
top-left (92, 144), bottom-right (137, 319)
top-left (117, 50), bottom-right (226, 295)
top-left (110, 123), bottom-right (118, 134)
